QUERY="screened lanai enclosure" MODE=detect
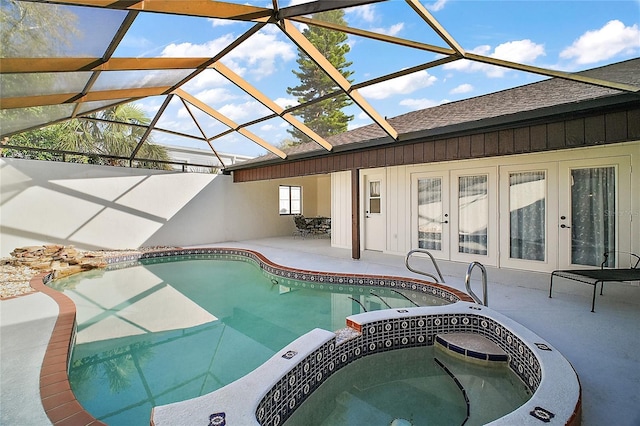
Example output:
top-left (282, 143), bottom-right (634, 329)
top-left (2, 0), bottom-right (637, 167)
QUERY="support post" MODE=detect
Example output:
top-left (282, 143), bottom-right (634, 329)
top-left (351, 168), bottom-right (360, 259)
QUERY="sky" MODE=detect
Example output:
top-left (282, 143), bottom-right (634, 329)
top-left (107, 0), bottom-right (640, 157)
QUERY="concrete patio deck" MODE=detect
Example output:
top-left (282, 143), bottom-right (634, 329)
top-left (1, 236), bottom-right (639, 425)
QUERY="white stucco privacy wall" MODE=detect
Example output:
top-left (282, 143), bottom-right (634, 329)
top-left (0, 159), bottom-right (303, 257)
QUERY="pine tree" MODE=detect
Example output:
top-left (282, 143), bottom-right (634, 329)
top-left (286, 10), bottom-right (354, 145)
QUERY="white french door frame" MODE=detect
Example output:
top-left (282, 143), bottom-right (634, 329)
top-left (557, 156), bottom-right (632, 269)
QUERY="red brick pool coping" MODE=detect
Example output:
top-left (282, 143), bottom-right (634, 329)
top-left (30, 273), bottom-right (106, 426)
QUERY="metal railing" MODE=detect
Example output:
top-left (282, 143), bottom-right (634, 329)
top-left (405, 249), bottom-right (445, 283)
top-left (465, 261), bottom-right (488, 306)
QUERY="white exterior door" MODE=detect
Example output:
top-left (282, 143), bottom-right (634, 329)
top-left (412, 172), bottom-right (450, 260)
top-left (558, 156), bottom-right (632, 269)
top-left (364, 172), bottom-right (385, 251)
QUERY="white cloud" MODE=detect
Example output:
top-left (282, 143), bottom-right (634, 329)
top-left (359, 71), bottom-right (437, 100)
top-left (225, 31), bottom-right (296, 79)
top-left (274, 97), bottom-right (298, 109)
top-left (427, 0), bottom-right (449, 12)
top-left (193, 88), bottom-right (238, 107)
top-left (370, 22), bottom-right (404, 37)
top-left (493, 39), bottom-right (545, 63)
top-left (208, 18), bottom-right (237, 27)
top-left (444, 40), bottom-right (545, 77)
top-left (162, 30), bottom-right (295, 80)
top-left (450, 83), bottom-right (473, 94)
top-left (218, 100), bottom-right (271, 122)
top-left (182, 70), bottom-right (229, 92)
top-left (346, 4), bottom-right (377, 23)
top-left (560, 20), bottom-right (640, 65)
top-left (161, 35), bottom-right (235, 57)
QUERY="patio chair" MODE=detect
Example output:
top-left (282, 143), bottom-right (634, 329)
top-left (293, 215), bottom-right (310, 239)
top-left (549, 251), bottom-right (640, 312)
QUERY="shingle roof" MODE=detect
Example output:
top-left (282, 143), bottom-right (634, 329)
top-left (232, 58), bottom-right (640, 167)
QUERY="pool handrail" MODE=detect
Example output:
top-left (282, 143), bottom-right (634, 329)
top-left (465, 261), bottom-right (488, 306)
top-left (405, 249), bottom-right (445, 283)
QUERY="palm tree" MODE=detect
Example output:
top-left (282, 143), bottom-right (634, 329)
top-left (57, 104), bottom-right (171, 169)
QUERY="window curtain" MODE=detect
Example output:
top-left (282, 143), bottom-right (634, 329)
top-left (571, 167), bottom-right (616, 267)
top-left (458, 175), bottom-right (488, 255)
top-left (509, 172), bottom-right (546, 261)
top-left (417, 178), bottom-right (442, 250)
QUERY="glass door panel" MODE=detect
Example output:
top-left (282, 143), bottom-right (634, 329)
top-left (570, 167), bottom-right (616, 267)
top-left (412, 172), bottom-right (449, 259)
top-left (451, 168), bottom-right (497, 266)
top-left (364, 173), bottom-right (385, 251)
top-left (499, 165), bottom-right (557, 272)
top-left (458, 175), bottom-right (488, 255)
top-left (509, 171), bottom-right (546, 261)
top-left (558, 156), bottom-right (631, 270)
top-left (417, 177), bottom-right (444, 250)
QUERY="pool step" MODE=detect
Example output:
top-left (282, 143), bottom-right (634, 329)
top-left (435, 333), bottom-right (508, 364)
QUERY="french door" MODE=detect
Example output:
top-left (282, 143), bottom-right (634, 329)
top-left (413, 156), bottom-right (631, 271)
top-left (558, 157), bottom-right (631, 269)
top-left (413, 168), bottom-right (497, 266)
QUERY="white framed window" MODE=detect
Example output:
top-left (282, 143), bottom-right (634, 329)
top-left (279, 185), bottom-right (302, 215)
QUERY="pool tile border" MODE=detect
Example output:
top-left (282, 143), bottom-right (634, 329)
top-left (30, 273), bottom-right (106, 426)
top-left (128, 248), bottom-right (474, 305)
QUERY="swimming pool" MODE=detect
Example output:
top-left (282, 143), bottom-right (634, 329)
top-left (47, 248), bottom-right (580, 425)
top-left (51, 251), bottom-right (458, 424)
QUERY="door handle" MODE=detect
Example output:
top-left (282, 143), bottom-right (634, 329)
top-left (440, 220), bottom-right (449, 224)
top-left (560, 224), bottom-right (571, 229)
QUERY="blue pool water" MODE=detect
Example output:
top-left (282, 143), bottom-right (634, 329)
top-left (52, 256), bottom-right (451, 425)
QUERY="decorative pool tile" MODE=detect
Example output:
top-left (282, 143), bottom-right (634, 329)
top-left (254, 310), bottom-right (543, 426)
top-left (208, 412), bottom-right (226, 426)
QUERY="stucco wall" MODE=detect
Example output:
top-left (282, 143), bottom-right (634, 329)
top-left (0, 159), bottom-right (307, 257)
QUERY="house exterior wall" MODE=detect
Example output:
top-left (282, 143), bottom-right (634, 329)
top-left (330, 141), bottom-right (639, 271)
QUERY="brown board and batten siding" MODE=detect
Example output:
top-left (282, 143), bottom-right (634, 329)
top-left (232, 105), bottom-right (640, 182)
